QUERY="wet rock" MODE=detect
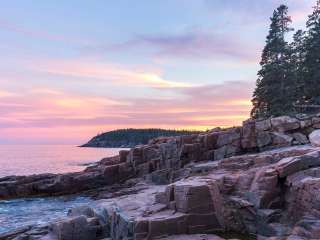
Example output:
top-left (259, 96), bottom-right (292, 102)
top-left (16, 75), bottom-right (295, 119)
top-left (67, 206), bottom-right (95, 218)
top-left (0, 226), bottom-right (32, 240)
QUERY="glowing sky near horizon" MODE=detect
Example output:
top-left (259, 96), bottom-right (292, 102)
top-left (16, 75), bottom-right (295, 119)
top-left (0, 0), bottom-right (315, 144)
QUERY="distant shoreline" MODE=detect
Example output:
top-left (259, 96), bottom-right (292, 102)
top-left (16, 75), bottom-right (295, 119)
top-left (81, 128), bottom-right (202, 148)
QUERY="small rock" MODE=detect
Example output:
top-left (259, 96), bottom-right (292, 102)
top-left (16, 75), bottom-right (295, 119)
top-left (68, 206), bottom-right (95, 218)
top-left (292, 133), bottom-right (309, 145)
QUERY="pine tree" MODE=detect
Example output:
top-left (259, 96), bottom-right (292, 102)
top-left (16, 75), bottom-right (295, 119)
top-left (304, 0), bottom-right (320, 103)
top-left (290, 30), bottom-right (307, 102)
top-left (251, 5), bottom-right (294, 118)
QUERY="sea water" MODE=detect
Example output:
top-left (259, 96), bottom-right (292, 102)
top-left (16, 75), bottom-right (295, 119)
top-left (0, 145), bottom-right (122, 234)
top-left (0, 196), bottom-right (95, 234)
top-left (0, 145), bottom-right (122, 177)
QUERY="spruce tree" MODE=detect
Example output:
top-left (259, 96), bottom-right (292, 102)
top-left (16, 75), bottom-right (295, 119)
top-left (251, 5), bottom-right (294, 118)
top-left (290, 30), bottom-right (307, 102)
top-left (304, 0), bottom-right (320, 103)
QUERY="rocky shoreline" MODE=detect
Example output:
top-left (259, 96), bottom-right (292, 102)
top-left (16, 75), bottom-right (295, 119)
top-left (2, 115), bottom-right (320, 239)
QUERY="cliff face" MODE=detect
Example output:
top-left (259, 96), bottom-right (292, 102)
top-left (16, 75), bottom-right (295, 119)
top-left (2, 115), bottom-right (320, 240)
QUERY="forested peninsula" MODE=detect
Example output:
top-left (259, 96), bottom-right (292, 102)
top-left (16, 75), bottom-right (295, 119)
top-left (81, 128), bottom-right (202, 148)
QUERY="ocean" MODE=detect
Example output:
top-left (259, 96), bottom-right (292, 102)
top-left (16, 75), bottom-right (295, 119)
top-left (0, 145), bottom-right (122, 177)
top-left (0, 145), bottom-right (123, 234)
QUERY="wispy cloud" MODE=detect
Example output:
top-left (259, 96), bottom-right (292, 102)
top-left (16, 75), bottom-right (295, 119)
top-left (31, 59), bottom-right (193, 88)
top-left (0, 90), bottom-right (18, 98)
top-left (0, 80), bottom-right (253, 143)
top-left (83, 29), bottom-right (260, 63)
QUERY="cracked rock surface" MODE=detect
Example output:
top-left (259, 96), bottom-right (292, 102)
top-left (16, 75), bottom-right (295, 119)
top-left (2, 115), bottom-right (320, 239)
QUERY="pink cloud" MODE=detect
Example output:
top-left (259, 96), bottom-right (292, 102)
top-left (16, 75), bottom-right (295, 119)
top-left (0, 90), bottom-right (18, 97)
top-left (31, 59), bottom-right (193, 88)
top-left (0, 80), bottom-right (253, 144)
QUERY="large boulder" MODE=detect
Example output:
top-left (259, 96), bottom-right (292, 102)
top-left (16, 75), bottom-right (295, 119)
top-left (247, 167), bottom-right (280, 208)
top-left (241, 120), bottom-right (257, 149)
top-left (213, 144), bottom-right (241, 161)
top-left (172, 180), bottom-right (215, 214)
top-left (275, 151), bottom-right (320, 178)
top-left (216, 128), bottom-right (241, 147)
top-left (128, 147), bottom-right (144, 166)
top-left (51, 216), bottom-right (100, 240)
top-left (271, 132), bottom-right (293, 147)
top-left (285, 167), bottom-right (320, 221)
top-left (271, 116), bottom-right (300, 132)
top-left (203, 132), bottom-right (219, 150)
top-left (180, 143), bottom-right (202, 165)
top-left (256, 131), bottom-right (272, 148)
top-left (309, 130), bottom-right (320, 147)
top-left (256, 119), bottom-right (272, 131)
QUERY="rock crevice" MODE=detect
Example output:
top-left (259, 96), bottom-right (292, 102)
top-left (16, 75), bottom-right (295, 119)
top-left (2, 115), bottom-right (320, 239)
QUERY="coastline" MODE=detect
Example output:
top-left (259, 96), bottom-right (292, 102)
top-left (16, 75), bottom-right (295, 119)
top-left (2, 114), bottom-right (320, 239)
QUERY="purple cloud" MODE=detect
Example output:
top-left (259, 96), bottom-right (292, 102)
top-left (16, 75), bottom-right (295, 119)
top-left (84, 29), bottom-right (260, 63)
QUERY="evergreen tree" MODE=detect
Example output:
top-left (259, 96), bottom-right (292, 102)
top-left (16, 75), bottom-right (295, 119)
top-left (304, 0), bottom-right (320, 102)
top-left (290, 30), bottom-right (307, 102)
top-left (251, 5), bottom-right (294, 118)
top-left (82, 128), bottom-right (202, 148)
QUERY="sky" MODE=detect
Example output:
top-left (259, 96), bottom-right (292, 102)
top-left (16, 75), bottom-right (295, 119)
top-left (0, 0), bottom-right (316, 144)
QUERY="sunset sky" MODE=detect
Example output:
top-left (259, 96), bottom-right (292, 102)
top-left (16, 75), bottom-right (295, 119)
top-left (0, 0), bottom-right (315, 144)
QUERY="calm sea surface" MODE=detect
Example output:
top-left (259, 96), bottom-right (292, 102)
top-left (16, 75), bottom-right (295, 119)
top-left (0, 145), bottom-right (123, 234)
top-left (0, 145), bottom-right (123, 177)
